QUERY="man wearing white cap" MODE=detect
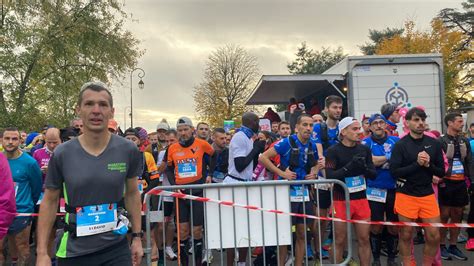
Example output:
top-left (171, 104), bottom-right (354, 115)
top-left (325, 117), bottom-right (377, 266)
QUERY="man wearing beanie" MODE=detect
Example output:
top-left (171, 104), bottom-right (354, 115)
top-left (380, 103), bottom-right (401, 137)
top-left (325, 117), bottom-right (377, 266)
top-left (361, 114), bottom-right (400, 266)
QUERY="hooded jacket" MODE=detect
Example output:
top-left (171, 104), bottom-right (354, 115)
top-left (0, 153), bottom-right (16, 239)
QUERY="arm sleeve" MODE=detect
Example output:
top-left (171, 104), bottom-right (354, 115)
top-left (166, 149), bottom-right (176, 185)
top-left (29, 160), bottom-right (43, 204)
top-left (208, 152), bottom-right (218, 176)
top-left (389, 142), bottom-right (420, 179)
top-left (233, 136), bottom-right (259, 173)
top-left (45, 152), bottom-right (63, 190)
top-left (127, 145), bottom-right (143, 179)
top-left (325, 147), bottom-right (347, 181)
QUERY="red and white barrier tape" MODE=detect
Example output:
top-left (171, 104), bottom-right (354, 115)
top-left (147, 189), bottom-right (474, 228)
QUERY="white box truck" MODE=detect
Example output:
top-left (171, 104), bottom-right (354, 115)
top-left (247, 53), bottom-right (445, 132)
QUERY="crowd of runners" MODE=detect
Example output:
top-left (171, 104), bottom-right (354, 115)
top-left (0, 81), bottom-right (474, 266)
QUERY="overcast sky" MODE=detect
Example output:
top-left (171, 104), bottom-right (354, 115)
top-left (111, 0), bottom-right (463, 132)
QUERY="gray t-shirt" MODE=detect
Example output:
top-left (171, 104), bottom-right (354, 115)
top-left (46, 134), bottom-right (142, 258)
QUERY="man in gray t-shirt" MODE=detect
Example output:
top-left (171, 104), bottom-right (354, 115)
top-left (36, 82), bottom-right (143, 266)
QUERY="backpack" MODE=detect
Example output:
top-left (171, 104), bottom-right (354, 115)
top-left (319, 122), bottom-right (338, 150)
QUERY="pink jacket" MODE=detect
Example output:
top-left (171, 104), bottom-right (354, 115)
top-left (0, 153), bottom-right (16, 239)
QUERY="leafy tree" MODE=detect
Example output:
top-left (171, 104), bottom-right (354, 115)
top-left (1, 1), bottom-right (144, 131)
top-left (375, 20), bottom-right (473, 110)
top-left (287, 42), bottom-right (346, 74)
top-left (359, 27), bottom-right (404, 55)
top-left (193, 45), bottom-right (260, 127)
top-left (437, 0), bottom-right (473, 49)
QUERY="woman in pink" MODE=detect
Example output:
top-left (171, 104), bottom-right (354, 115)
top-left (0, 152), bottom-right (16, 240)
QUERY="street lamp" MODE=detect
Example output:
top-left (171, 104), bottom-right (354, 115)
top-left (130, 67), bottom-right (145, 128)
top-left (123, 106), bottom-right (131, 129)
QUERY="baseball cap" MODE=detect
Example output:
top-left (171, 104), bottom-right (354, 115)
top-left (156, 119), bottom-right (170, 131)
top-left (368, 114), bottom-right (385, 125)
top-left (124, 128), bottom-right (139, 138)
top-left (176, 117), bottom-right (193, 128)
top-left (108, 119), bottom-right (118, 131)
top-left (338, 117), bottom-right (357, 135)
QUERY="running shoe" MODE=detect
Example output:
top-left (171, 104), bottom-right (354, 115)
top-left (465, 238), bottom-right (474, 251)
top-left (165, 246), bottom-right (178, 261)
top-left (306, 244), bottom-right (314, 260)
top-left (348, 257), bottom-right (359, 266)
top-left (447, 245), bottom-right (468, 261)
top-left (322, 238), bottom-right (332, 251)
top-left (440, 245), bottom-right (452, 260)
top-left (202, 249), bottom-right (214, 265)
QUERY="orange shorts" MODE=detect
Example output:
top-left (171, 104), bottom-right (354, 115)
top-left (333, 198), bottom-right (371, 221)
top-left (394, 192), bottom-right (440, 219)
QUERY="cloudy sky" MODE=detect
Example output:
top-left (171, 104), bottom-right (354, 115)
top-left (111, 0), bottom-right (463, 132)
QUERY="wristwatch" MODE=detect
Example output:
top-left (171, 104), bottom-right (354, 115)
top-left (131, 231), bottom-right (143, 239)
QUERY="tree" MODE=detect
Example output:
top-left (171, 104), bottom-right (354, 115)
top-left (287, 42), bottom-right (346, 74)
top-left (375, 20), bottom-right (473, 110)
top-left (193, 45), bottom-right (260, 127)
top-left (1, 1), bottom-right (144, 131)
top-left (359, 27), bottom-right (404, 55)
top-left (437, 0), bottom-right (473, 48)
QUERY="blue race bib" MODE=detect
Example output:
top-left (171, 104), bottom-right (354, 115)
top-left (345, 176), bottom-right (366, 193)
top-left (290, 185), bottom-right (309, 202)
top-left (177, 162), bottom-right (197, 178)
top-left (76, 203), bottom-right (118, 237)
top-left (452, 159), bottom-right (464, 175)
top-left (366, 187), bottom-right (387, 203)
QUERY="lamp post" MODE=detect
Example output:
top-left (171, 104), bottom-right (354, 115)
top-left (130, 67), bottom-right (145, 128)
top-left (123, 106), bottom-right (131, 129)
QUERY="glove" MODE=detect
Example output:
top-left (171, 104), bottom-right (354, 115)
top-left (253, 140), bottom-right (266, 154)
top-left (345, 155), bottom-right (367, 173)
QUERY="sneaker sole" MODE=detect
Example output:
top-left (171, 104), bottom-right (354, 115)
top-left (440, 256), bottom-right (452, 260)
top-left (450, 254), bottom-right (468, 261)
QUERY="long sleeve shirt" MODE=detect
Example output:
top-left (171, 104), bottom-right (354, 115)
top-left (390, 134), bottom-right (445, 197)
top-left (0, 153), bottom-right (16, 239)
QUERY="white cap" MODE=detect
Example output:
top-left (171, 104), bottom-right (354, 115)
top-left (156, 119), bottom-right (170, 131)
top-left (176, 116), bottom-right (193, 127)
top-left (338, 117), bottom-right (357, 135)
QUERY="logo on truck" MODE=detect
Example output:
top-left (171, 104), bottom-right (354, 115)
top-left (385, 82), bottom-right (410, 108)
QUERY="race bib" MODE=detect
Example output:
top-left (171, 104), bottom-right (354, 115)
top-left (177, 162), bottom-right (197, 178)
top-left (76, 203), bottom-right (118, 237)
top-left (366, 187), bottom-right (387, 203)
top-left (452, 159), bottom-right (464, 175)
top-left (290, 185), bottom-right (309, 202)
top-left (345, 176), bottom-right (366, 193)
top-left (213, 171), bottom-right (226, 181)
top-left (314, 176), bottom-right (331, 190)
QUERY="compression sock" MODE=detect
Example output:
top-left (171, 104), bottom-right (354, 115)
top-left (194, 238), bottom-right (203, 266)
top-left (386, 233), bottom-right (399, 260)
top-left (180, 239), bottom-right (190, 266)
top-left (370, 232), bottom-right (382, 259)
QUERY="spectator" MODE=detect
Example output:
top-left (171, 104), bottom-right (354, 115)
top-left (263, 107), bottom-right (281, 123)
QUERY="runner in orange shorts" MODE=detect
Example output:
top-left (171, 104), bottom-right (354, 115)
top-left (390, 108), bottom-right (445, 266)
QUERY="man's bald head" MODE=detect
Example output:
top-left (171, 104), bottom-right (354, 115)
top-left (242, 112), bottom-right (260, 133)
top-left (44, 127), bottom-right (61, 152)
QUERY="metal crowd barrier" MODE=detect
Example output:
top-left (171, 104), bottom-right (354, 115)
top-left (143, 180), bottom-right (351, 266)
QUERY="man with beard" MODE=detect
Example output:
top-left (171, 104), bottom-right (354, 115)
top-left (390, 107), bottom-right (445, 266)
top-left (166, 117), bottom-right (215, 266)
top-left (1, 128), bottom-right (42, 266)
top-left (208, 128), bottom-right (229, 183)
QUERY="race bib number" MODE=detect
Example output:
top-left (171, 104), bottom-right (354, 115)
top-left (76, 203), bottom-right (118, 237)
top-left (345, 176), bottom-right (366, 193)
top-left (452, 159), bottom-right (464, 175)
top-left (314, 176), bottom-right (331, 190)
top-left (366, 187), bottom-right (387, 203)
top-left (290, 185), bottom-right (309, 202)
top-left (177, 162), bottom-right (197, 178)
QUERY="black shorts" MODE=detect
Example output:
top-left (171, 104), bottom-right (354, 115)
top-left (291, 202), bottom-right (314, 224)
top-left (177, 189), bottom-right (204, 226)
top-left (438, 180), bottom-right (469, 207)
top-left (311, 189), bottom-right (331, 209)
top-left (162, 201), bottom-right (174, 217)
top-left (8, 216), bottom-right (32, 235)
top-left (58, 238), bottom-right (131, 266)
top-left (368, 189), bottom-right (398, 222)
